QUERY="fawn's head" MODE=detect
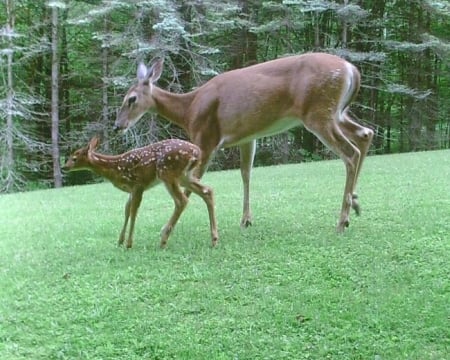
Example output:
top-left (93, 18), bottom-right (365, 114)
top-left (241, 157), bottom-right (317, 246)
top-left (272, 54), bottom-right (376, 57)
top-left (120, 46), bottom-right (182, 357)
top-left (64, 137), bottom-right (100, 171)
top-left (114, 59), bottom-right (164, 133)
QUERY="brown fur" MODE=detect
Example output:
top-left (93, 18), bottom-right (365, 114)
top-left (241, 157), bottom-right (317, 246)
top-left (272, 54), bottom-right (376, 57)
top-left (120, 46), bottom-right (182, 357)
top-left (64, 137), bottom-right (218, 248)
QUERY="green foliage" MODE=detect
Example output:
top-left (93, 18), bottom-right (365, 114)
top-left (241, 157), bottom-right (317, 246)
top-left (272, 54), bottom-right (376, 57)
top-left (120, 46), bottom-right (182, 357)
top-left (1, 0), bottom-right (449, 192)
top-left (1, 150), bottom-right (449, 358)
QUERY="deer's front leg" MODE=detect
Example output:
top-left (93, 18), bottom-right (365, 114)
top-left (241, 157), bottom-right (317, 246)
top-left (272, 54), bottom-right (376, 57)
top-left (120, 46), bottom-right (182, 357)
top-left (118, 194), bottom-right (132, 246)
top-left (182, 177), bottom-right (219, 247)
top-left (239, 140), bottom-right (256, 228)
top-left (125, 189), bottom-right (143, 248)
top-left (160, 182), bottom-right (188, 248)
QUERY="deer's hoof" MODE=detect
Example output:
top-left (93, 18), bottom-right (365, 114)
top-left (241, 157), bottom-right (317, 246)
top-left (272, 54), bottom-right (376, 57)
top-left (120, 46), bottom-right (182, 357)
top-left (240, 218), bottom-right (252, 228)
top-left (211, 237), bottom-right (219, 247)
top-left (336, 220), bottom-right (350, 233)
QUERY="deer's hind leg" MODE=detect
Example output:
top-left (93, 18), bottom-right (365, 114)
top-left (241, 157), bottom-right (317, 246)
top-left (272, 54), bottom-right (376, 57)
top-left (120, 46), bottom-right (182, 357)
top-left (338, 113), bottom-right (374, 215)
top-left (181, 173), bottom-right (218, 247)
top-left (305, 116), bottom-right (361, 233)
top-left (160, 180), bottom-right (188, 248)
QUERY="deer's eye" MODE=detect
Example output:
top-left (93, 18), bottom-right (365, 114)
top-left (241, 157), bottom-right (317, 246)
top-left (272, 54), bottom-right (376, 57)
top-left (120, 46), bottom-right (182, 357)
top-left (72, 156), bottom-right (77, 161)
top-left (128, 96), bottom-right (137, 107)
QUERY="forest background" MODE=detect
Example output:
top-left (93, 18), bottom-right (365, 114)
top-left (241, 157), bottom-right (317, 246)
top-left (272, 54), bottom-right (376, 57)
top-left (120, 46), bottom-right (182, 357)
top-left (1, 0), bottom-right (449, 192)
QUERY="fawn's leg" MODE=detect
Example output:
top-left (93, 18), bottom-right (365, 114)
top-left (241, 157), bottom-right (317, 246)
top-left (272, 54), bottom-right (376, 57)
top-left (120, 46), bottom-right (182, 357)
top-left (119, 194), bottom-right (132, 246)
top-left (160, 181), bottom-right (188, 248)
top-left (125, 189), bottom-right (143, 248)
top-left (182, 176), bottom-right (219, 247)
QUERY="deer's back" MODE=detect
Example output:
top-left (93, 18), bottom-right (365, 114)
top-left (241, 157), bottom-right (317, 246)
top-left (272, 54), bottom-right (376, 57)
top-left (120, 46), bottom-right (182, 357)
top-left (112, 139), bottom-right (201, 190)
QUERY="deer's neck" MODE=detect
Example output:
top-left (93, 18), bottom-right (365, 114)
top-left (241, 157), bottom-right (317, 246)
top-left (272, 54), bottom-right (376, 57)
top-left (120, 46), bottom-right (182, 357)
top-left (152, 87), bottom-right (197, 133)
top-left (88, 153), bottom-right (123, 182)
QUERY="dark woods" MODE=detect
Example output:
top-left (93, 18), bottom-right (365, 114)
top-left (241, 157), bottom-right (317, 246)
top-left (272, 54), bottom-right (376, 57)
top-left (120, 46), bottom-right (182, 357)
top-left (1, 0), bottom-right (449, 192)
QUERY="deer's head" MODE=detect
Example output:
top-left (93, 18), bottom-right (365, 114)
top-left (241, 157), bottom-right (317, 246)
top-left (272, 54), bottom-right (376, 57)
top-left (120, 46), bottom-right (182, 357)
top-left (113, 59), bottom-right (164, 133)
top-left (64, 137), bottom-right (100, 171)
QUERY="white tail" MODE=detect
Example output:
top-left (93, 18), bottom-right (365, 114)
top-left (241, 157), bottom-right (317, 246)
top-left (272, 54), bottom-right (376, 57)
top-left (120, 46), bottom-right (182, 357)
top-left (64, 137), bottom-right (218, 248)
top-left (114, 53), bottom-right (374, 232)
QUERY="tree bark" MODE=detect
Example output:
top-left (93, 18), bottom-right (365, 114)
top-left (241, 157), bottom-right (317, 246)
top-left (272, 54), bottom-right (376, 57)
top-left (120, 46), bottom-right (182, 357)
top-left (3, 0), bottom-right (15, 192)
top-left (51, 2), bottom-right (62, 187)
top-left (230, 0), bottom-right (258, 69)
top-left (101, 15), bottom-right (110, 151)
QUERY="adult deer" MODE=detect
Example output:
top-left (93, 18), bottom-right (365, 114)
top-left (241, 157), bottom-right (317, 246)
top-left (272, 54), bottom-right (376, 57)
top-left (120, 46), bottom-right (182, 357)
top-left (114, 53), bottom-right (374, 232)
top-left (64, 137), bottom-right (218, 248)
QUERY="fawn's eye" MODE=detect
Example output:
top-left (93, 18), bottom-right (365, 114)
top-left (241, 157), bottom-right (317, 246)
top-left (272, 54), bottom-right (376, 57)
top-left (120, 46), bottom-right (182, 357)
top-left (72, 156), bottom-right (77, 161)
top-left (128, 96), bottom-right (137, 107)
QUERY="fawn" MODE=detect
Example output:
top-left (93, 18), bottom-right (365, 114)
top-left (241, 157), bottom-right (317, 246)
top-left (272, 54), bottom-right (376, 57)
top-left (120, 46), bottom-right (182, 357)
top-left (64, 137), bottom-right (218, 248)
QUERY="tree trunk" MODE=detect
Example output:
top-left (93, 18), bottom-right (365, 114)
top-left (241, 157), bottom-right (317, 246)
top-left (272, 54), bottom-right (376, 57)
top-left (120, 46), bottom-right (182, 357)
top-left (342, 0), bottom-right (348, 48)
top-left (231, 0), bottom-right (258, 69)
top-left (51, 2), bottom-right (62, 188)
top-left (3, 0), bottom-right (15, 192)
top-left (314, 13), bottom-right (320, 49)
top-left (101, 15), bottom-right (110, 151)
top-left (61, 5), bottom-right (70, 136)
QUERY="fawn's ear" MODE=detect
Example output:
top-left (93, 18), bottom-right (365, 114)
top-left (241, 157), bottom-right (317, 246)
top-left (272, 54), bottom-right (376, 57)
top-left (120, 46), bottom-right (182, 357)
top-left (88, 137), bottom-right (100, 152)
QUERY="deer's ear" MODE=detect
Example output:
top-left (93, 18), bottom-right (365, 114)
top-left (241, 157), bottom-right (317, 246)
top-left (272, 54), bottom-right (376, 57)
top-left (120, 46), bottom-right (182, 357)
top-left (88, 137), bottom-right (100, 152)
top-left (148, 58), bottom-right (164, 83)
top-left (138, 59), bottom-right (164, 85)
top-left (137, 63), bottom-right (148, 82)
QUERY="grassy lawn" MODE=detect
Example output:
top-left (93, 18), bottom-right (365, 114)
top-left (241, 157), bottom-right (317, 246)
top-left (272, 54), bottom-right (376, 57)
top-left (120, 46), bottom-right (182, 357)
top-left (1, 150), bottom-right (449, 359)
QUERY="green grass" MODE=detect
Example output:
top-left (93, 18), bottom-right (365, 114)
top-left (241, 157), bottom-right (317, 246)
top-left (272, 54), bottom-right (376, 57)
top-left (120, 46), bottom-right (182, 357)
top-left (1, 150), bottom-right (449, 359)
